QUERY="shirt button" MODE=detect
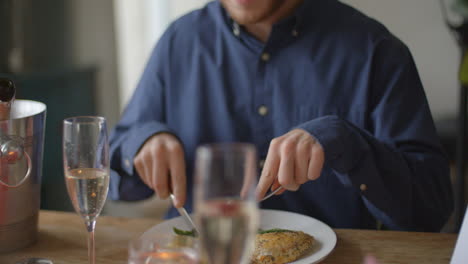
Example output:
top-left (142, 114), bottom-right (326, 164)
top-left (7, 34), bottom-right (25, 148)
top-left (259, 159), bottom-right (265, 169)
top-left (124, 159), bottom-right (132, 169)
top-left (261, 52), bottom-right (270, 62)
top-left (360, 184), bottom-right (367, 192)
top-left (258, 105), bottom-right (269, 116)
top-left (233, 27), bottom-right (240, 36)
top-left (292, 29), bottom-right (299, 37)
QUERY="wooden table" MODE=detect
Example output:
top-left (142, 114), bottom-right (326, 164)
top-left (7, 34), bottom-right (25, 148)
top-left (0, 210), bottom-right (458, 264)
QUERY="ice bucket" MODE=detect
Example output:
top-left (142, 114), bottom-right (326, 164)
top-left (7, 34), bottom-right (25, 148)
top-left (0, 99), bottom-right (46, 252)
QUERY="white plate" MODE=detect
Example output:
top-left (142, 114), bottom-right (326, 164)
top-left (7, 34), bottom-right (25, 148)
top-left (142, 209), bottom-right (337, 264)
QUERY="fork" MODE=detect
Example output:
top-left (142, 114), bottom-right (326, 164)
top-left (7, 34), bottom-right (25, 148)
top-left (169, 193), bottom-right (200, 235)
top-left (261, 186), bottom-right (284, 201)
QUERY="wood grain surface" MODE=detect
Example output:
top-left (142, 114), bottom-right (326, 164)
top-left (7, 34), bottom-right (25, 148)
top-left (0, 210), bottom-right (458, 264)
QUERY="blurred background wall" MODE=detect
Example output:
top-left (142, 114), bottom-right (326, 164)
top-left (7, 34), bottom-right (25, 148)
top-left (0, 0), bottom-right (465, 219)
top-left (114, 0), bottom-right (210, 109)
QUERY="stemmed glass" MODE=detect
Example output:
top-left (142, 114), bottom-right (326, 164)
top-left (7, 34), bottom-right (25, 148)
top-left (63, 116), bottom-right (110, 264)
top-left (194, 143), bottom-right (260, 264)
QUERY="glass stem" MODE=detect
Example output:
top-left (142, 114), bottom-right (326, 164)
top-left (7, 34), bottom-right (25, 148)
top-left (86, 220), bottom-right (97, 264)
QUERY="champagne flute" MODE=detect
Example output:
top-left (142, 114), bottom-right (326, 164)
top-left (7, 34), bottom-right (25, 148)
top-left (63, 116), bottom-right (110, 264)
top-left (194, 143), bottom-right (259, 264)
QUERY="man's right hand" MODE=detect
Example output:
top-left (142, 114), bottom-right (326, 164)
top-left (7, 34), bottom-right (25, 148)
top-left (134, 133), bottom-right (186, 208)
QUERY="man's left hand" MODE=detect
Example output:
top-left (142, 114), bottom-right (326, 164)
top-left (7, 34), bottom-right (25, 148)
top-left (256, 129), bottom-right (325, 200)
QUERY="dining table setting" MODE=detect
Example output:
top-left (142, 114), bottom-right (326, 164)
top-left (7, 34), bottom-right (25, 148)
top-left (0, 209), bottom-right (459, 264)
top-left (0, 140), bottom-right (461, 264)
top-left (0, 78), bottom-right (462, 264)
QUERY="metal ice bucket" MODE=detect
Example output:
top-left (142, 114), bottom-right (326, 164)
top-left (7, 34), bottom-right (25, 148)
top-left (0, 99), bottom-right (46, 252)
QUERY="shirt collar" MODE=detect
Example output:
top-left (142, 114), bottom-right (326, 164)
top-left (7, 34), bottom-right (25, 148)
top-left (220, 0), bottom-right (315, 39)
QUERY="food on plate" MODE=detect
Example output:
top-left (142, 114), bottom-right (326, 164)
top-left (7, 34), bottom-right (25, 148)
top-left (173, 227), bottom-right (196, 237)
top-left (170, 227), bottom-right (197, 248)
top-left (251, 230), bottom-right (315, 264)
top-left (257, 228), bottom-right (293, 234)
top-left (173, 227), bottom-right (315, 264)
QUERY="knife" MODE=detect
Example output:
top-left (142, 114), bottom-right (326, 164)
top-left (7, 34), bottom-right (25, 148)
top-left (169, 193), bottom-right (200, 236)
top-left (261, 186), bottom-right (284, 201)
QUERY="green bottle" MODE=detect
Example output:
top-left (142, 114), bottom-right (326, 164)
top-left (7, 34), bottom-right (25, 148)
top-left (454, 0), bottom-right (468, 18)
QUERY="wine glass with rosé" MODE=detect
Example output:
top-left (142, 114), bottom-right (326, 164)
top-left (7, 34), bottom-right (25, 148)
top-left (194, 143), bottom-right (260, 264)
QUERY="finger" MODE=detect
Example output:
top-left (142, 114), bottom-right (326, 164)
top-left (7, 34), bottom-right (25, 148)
top-left (271, 179), bottom-right (280, 191)
top-left (168, 142), bottom-right (186, 208)
top-left (134, 157), bottom-right (147, 186)
top-left (256, 141), bottom-right (281, 200)
top-left (295, 142), bottom-right (310, 185)
top-left (278, 145), bottom-right (299, 191)
top-left (271, 180), bottom-right (286, 195)
top-left (307, 144), bottom-right (324, 180)
top-left (135, 153), bottom-right (152, 188)
top-left (153, 146), bottom-right (169, 199)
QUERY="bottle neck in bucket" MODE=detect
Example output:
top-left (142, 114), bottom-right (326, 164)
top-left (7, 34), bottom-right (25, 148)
top-left (0, 78), bottom-right (16, 121)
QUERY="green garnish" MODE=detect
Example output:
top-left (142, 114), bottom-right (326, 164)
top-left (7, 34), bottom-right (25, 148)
top-left (173, 227), bottom-right (197, 237)
top-left (258, 228), bottom-right (293, 234)
top-left (173, 227), bottom-right (293, 237)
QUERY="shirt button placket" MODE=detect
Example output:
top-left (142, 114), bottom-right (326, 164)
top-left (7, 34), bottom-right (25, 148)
top-left (291, 29), bottom-right (299, 37)
top-left (258, 105), bottom-right (269, 116)
top-left (256, 50), bottom-right (272, 163)
top-left (233, 24), bottom-right (240, 37)
top-left (360, 184), bottom-right (367, 192)
top-left (258, 52), bottom-right (270, 118)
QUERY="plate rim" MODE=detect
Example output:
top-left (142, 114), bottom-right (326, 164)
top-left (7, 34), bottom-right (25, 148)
top-left (142, 208), bottom-right (337, 264)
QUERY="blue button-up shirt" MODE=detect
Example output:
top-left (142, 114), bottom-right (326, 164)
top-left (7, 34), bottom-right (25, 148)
top-left (109, 0), bottom-right (453, 231)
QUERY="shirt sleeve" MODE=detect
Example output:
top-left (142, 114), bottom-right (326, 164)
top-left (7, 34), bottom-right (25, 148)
top-left (297, 37), bottom-right (454, 232)
top-left (109, 28), bottom-right (175, 201)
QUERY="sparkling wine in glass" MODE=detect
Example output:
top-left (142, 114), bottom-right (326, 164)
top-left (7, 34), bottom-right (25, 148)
top-left (63, 116), bottom-right (110, 264)
top-left (194, 143), bottom-right (259, 264)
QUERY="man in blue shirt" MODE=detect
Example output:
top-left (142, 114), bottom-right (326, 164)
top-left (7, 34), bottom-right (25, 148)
top-left (110, 0), bottom-right (453, 231)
